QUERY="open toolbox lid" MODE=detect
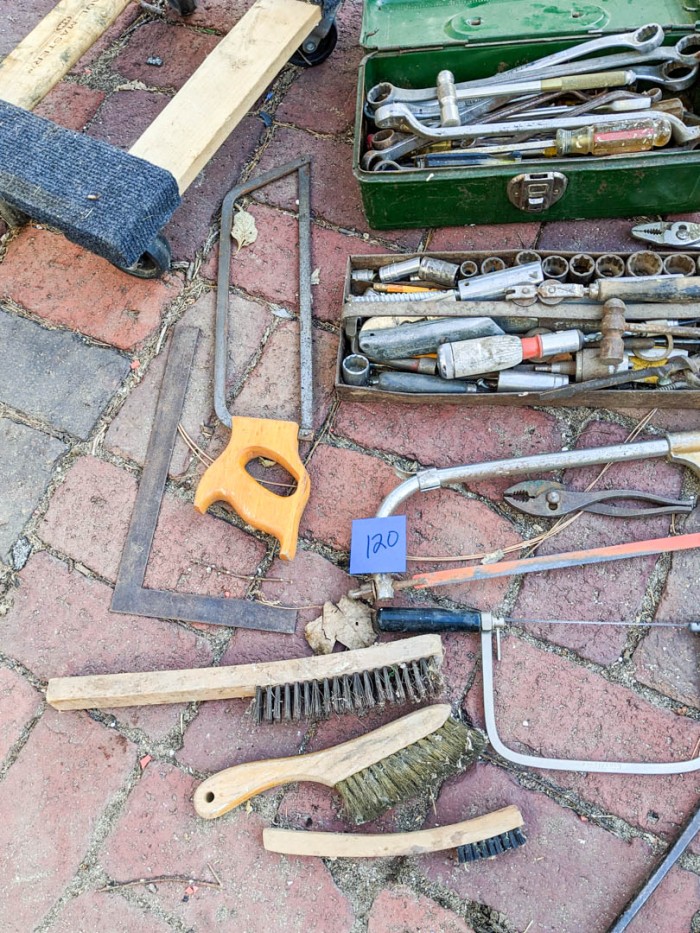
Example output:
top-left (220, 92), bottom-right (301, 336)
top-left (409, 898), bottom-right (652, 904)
top-left (360, 0), bottom-right (698, 52)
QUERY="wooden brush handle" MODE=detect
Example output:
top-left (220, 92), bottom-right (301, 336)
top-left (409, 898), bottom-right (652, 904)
top-left (46, 635), bottom-right (444, 710)
top-left (194, 416), bottom-right (310, 561)
top-left (193, 704), bottom-right (452, 820)
top-left (263, 805), bottom-right (524, 858)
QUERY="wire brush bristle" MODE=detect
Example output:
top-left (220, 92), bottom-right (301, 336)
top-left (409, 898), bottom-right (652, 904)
top-left (335, 715), bottom-right (486, 824)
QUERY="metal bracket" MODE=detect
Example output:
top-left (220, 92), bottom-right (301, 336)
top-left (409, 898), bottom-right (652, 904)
top-left (507, 172), bottom-right (568, 213)
top-left (111, 325), bottom-right (295, 634)
top-left (480, 628), bottom-right (700, 774)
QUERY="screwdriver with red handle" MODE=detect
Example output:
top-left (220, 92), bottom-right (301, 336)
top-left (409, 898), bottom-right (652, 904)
top-left (437, 330), bottom-right (585, 379)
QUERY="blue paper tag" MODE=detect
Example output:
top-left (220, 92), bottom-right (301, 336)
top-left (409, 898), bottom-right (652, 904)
top-left (349, 516), bottom-right (407, 575)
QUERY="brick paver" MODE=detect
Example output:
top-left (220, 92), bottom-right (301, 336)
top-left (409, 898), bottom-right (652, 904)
top-left (0, 710), bottom-right (135, 931)
top-left (46, 892), bottom-right (172, 933)
top-left (0, 307), bottom-right (130, 439)
top-left (368, 887), bottom-right (474, 933)
top-left (0, 666), bottom-right (43, 762)
top-left (0, 417), bottom-right (67, 564)
top-left (101, 763), bottom-right (356, 931)
top-left (1, 551), bottom-right (214, 739)
top-left (0, 229), bottom-right (181, 350)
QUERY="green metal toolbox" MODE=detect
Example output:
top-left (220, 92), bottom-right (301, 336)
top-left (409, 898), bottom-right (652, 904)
top-left (353, 1), bottom-right (700, 228)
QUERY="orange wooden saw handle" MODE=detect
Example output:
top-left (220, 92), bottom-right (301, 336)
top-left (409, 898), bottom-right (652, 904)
top-left (194, 416), bottom-right (310, 560)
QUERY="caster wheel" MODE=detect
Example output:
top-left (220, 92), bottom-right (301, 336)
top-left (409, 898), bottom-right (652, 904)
top-left (118, 234), bottom-right (172, 279)
top-left (167, 0), bottom-right (197, 16)
top-left (290, 22), bottom-right (338, 67)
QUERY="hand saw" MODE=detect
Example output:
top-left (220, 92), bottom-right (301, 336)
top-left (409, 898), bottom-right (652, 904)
top-left (194, 159), bottom-right (313, 560)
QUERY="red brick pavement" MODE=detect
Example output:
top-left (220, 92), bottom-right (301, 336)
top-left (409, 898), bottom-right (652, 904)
top-left (0, 2), bottom-right (698, 932)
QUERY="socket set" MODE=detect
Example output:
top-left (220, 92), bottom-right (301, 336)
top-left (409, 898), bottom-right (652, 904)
top-left (336, 249), bottom-right (700, 409)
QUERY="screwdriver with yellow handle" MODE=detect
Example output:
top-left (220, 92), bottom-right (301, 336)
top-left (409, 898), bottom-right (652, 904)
top-left (418, 119), bottom-right (672, 166)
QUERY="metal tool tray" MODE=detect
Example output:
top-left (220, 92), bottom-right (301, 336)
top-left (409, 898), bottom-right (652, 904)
top-left (336, 249), bottom-right (700, 409)
top-left (353, 2), bottom-right (699, 228)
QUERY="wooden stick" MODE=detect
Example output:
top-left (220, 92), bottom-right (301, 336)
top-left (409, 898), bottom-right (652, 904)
top-left (0, 0), bottom-right (133, 111)
top-left (129, 0), bottom-right (320, 191)
top-left (263, 805), bottom-right (524, 858)
top-left (46, 635), bottom-right (444, 710)
top-left (193, 705), bottom-right (451, 820)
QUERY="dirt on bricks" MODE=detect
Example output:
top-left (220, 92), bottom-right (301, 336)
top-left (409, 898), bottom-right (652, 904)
top-left (0, 1), bottom-right (699, 932)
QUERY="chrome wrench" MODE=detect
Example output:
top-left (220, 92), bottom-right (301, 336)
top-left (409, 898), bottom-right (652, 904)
top-left (374, 104), bottom-right (699, 145)
top-left (366, 24), bottom-right (665, 107)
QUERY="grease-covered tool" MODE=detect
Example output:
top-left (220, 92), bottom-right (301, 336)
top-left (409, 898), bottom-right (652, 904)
top-left (503, 480), bottom-right (695, 518)
top-left (46, 635), bottom-right (444, 719)
top-left (359, 317), bottom-right (504, 361)
top-left (194, 160), bottom-right (313, 560)
top-left (193, 704), bottom-right (486, 822)
top-left (263, 805), bottom-right (527, 861)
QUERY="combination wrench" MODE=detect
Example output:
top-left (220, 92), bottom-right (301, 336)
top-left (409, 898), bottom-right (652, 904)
top-left (366, 23), bottom-right (666, 108)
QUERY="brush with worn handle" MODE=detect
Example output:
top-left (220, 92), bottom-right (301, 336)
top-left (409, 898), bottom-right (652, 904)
top-left (194, 704), bottom-right (485, 823)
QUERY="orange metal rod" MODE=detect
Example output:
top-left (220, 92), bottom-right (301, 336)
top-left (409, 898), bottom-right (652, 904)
top-left (404, 531), bottom-right (700, 591)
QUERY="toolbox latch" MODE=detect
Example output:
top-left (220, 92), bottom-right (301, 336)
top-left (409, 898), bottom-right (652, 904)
top-left (507, 172), bottom-right (568, 213)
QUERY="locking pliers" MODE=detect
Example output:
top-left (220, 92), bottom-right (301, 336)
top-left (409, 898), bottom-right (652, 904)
top-left (631, 221), bottom-right (700, 249)
top-left (503, 479), bottom-right (695, 518)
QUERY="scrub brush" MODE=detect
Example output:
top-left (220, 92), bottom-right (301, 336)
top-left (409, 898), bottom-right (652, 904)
top-left (194, 704), bottom-right (486, 823)
top-left (263, 804), bottom-right (527, 861)
top-left (46, 635), bottom-right (443, 722)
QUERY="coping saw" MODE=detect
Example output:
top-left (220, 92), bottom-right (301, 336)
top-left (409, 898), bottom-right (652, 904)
top-left (376, 607), bottom-right (700, 776)
top-left (349, 429), bottom-right (700, 601)
top-left (194, 159), bottom-right (313, 560)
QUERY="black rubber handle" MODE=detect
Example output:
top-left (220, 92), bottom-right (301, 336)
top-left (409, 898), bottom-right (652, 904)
top-left (376, 607), bottom-right (482, 633)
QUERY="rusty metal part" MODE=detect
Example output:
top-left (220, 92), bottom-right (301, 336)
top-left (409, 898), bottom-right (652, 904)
top-left (215, 158), bottom-right (314, 438)
top-left (503, 479), bottom-right (695, 518)
top-left (600, 297), bottom-right (627, 363)
top-left (610, 804), bottom-right (700, 932)
top-left (111, 326), bottom-right (295, 633)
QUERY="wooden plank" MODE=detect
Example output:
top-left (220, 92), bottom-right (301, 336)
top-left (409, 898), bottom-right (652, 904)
top-left (263, 805), bottom-right (524, 857)
top-left (129, 0), bottom-right (320, 191)
top-left (46, 635), bottom-right (444, 709)
top-left (0, 0), bottom-right (132, 110)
